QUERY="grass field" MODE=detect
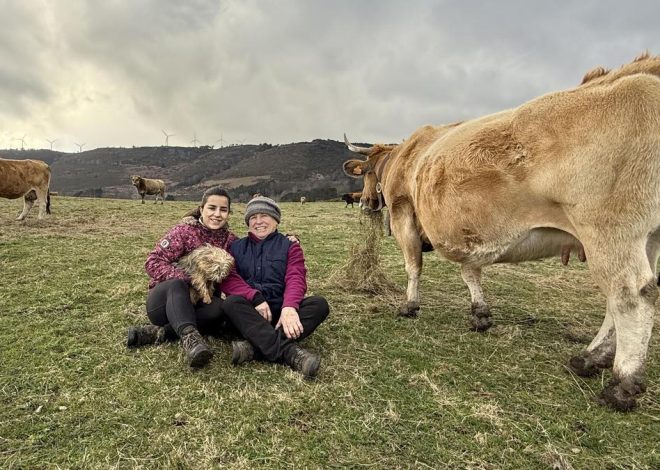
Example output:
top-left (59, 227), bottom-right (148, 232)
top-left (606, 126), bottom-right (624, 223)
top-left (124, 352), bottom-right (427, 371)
top-left (1, 196), bottom-right (658, 469)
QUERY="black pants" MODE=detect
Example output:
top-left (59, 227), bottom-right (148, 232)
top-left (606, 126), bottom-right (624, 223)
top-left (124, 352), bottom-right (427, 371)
top-left (146, 279), bottom-right (225, 337)
top-left (223, 295), bottom-right (330, 362)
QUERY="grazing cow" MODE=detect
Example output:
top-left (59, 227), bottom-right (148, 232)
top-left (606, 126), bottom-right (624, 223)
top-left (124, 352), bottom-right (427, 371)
top-left (0, 158), bottom-right (51, 220)
top-left (341, 192), bottom-right (362, 208)
top-left (300, 196), bottom-right (307, 205)
top-left (343, 53), bottom-right (660, 411)
top-left (131, 175), bottom-right (165, 204)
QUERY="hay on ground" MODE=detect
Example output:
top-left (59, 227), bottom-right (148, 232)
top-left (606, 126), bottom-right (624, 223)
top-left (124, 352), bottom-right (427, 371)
top-left (324, 211), bottom-right (403, 307)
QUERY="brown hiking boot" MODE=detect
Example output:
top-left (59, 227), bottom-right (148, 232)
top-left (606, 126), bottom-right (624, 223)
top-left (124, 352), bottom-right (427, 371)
top-left (180, 326), bottom-right (213, 368)
top-left (286, 345), bottom-right (320, 379)
top-left (231, 340), bottom-right (255, 365)
top-left (127, 325), bottom-right (167, 348)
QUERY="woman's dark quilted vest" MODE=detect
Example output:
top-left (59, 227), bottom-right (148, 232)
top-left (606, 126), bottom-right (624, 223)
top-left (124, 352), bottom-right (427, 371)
top-left (231, 232), bottom-right (291, 313)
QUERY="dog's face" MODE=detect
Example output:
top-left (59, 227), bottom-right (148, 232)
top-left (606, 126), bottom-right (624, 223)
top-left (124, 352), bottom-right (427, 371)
top-left (179, 245), bottom-right (234, 282)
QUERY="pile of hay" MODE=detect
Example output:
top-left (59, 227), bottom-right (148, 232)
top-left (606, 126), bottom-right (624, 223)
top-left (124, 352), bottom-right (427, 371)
top-left (325, 211), bottom-right (403, 305)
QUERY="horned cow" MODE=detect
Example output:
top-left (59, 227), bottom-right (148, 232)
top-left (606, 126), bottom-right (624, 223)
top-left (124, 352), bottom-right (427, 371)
top-left (0, 158), bottom-right (51, 220)
top-left (343, 53), bottom-right (660, 411)
top-left (131, 175), bottom-right (165, 204)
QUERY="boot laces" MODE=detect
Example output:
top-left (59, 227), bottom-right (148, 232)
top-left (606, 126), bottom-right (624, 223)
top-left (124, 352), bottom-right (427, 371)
top-left (182, 329), bottom-right (203, 351)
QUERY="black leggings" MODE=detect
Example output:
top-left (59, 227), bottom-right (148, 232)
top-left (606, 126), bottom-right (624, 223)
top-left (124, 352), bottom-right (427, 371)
top-left (146, 279), bottom-right (225, 337)
top-left (222, 295), bottom-right (330, 362)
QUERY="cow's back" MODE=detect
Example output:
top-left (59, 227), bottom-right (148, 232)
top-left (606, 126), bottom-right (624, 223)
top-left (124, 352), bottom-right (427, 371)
top-left (406, 72), bottom-right (660, 257)
top-left (0, 158), bottom-right (51, 199)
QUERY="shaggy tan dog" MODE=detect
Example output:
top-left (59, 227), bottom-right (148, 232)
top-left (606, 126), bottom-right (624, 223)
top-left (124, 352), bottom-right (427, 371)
top-left (175, 244), bottom-right (234, 304)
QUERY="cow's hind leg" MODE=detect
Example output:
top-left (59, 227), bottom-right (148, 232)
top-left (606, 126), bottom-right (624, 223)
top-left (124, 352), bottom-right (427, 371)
top-left (34, 187), bottom-right (49, 219)
top-left (567, 307), bottom-right (615, 377)
top-left (571, 228), bottom-right (660, 377)
top-left (584, 242), bottom-right (656, 411)
top-left (17, 195), bottom-right (35, 220)
top-left (461, 265), bottom-right (493, 331)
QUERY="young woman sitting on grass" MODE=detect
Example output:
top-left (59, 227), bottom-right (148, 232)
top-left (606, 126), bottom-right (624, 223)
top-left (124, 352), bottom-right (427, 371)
top-left (126, 186), bottom-right (260, 368)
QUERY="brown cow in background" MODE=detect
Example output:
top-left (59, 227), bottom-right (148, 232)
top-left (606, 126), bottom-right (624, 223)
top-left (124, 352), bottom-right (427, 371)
top-left (341, 192), bottom-right (362, 208)
top-left (0, 158), bottom-right (51, 220)
top-left (131, 175), bottom-right (165, 204)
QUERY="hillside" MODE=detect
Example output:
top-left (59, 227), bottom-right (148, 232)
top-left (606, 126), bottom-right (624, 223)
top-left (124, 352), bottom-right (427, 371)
top-left (0, 139), bottom-right (365, 202)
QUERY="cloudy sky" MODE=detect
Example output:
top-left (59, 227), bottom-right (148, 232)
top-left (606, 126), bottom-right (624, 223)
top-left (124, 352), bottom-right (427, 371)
top-left (0, 0), bottom-right (658, 152)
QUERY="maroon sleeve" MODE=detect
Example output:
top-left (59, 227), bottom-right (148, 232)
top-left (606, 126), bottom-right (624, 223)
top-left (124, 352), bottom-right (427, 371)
top-left (217, 265), bottom-right (259, 302)
top-left (144, 225), bottom-right (192, 285)
top-left (282, 242), bottom-right (307, 310)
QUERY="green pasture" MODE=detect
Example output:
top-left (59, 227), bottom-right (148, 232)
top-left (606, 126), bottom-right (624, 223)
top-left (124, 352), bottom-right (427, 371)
top-left (0, 197), bottom-right (658, 469)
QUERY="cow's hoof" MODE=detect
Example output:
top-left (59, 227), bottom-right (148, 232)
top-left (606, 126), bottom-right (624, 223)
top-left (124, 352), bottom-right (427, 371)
top-left (470, 303), bottom-right (492, 331)
top-left (598, 377), bottom-right (646, 412)
top-left (399, 302), bottom-right (420, 317)
top-left (470, 315), bottom-right (493, 332)
top-left (567, 355), bottom-right (599, 377)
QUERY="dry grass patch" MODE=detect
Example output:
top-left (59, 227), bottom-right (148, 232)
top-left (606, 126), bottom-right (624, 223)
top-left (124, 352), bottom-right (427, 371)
top-left (323, 211), bottom-right (403, 309)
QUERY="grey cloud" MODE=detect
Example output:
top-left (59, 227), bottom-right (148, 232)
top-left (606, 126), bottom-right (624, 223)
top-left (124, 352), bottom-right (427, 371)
top-left (1, 0), bottom-right (659, 148)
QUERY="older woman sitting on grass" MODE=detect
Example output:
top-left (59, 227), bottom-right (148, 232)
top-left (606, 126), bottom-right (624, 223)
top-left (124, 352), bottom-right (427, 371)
top-left (223, 196), bottom-right (330, 379)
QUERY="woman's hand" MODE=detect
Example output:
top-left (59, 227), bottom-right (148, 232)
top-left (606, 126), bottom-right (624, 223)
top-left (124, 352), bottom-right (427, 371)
top-left (255, 301), bottom-right (272, 322)
top-left (276, 307), bottom-right (303, 339)
top-left (285, 233), bottom-right (300, 244)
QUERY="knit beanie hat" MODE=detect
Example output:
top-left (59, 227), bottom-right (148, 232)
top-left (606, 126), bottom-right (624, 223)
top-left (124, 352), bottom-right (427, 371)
top-left (244, 196), bottom-right (281, 225)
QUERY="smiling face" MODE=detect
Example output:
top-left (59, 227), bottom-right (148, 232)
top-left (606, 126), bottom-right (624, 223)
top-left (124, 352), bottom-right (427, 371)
top-left (200, 195), bottom-right (230, 230)
top-left (248, 213), bottom-right (279, 239)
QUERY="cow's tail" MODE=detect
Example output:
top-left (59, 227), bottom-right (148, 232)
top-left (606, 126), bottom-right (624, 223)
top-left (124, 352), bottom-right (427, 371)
top-left (46, 166), bottom-right (52, 215)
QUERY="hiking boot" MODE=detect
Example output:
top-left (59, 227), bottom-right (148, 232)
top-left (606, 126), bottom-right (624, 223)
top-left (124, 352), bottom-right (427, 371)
top-left (286, 345), bottom-right (321, 379)
top-left (127, 324), bottom-right (167, 348)
top-left (180, 326), bottom-right (213, 368)
top-left (231, 340), bottom-right (255, 365)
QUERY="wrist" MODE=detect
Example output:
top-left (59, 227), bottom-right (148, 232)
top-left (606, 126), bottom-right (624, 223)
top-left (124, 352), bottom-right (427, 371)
top-left (251, 293), bottom-right (266, 307)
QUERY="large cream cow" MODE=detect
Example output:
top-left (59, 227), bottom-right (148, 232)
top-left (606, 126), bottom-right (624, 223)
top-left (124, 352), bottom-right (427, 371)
top-left (343, 53), bottom-right (660, 411)
top-left (0, 158), bottom-right (51, 219)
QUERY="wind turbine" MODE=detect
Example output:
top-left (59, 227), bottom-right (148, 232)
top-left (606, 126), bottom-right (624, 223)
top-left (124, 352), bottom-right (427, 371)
top-left (14, 135), bottom-right (26, 150)
top-left (215, 135), bottom-right (225, 148)
top-left (46, 138), bottom-right (57, 150)
top-left (74, 142), bottom-right (85, 153)
top-left (191, 132), bottom-right (199, 147)
top-left (162, 129), bottom-right (174, 146)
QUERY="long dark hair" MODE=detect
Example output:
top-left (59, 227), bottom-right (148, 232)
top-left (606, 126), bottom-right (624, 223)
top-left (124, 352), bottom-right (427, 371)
top-left (184, 186), bottom-right (232, 219)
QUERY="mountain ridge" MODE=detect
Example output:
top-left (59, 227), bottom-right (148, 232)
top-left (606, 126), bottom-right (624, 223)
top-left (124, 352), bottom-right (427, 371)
top-left (0, 139), bottom-right (365, 202)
